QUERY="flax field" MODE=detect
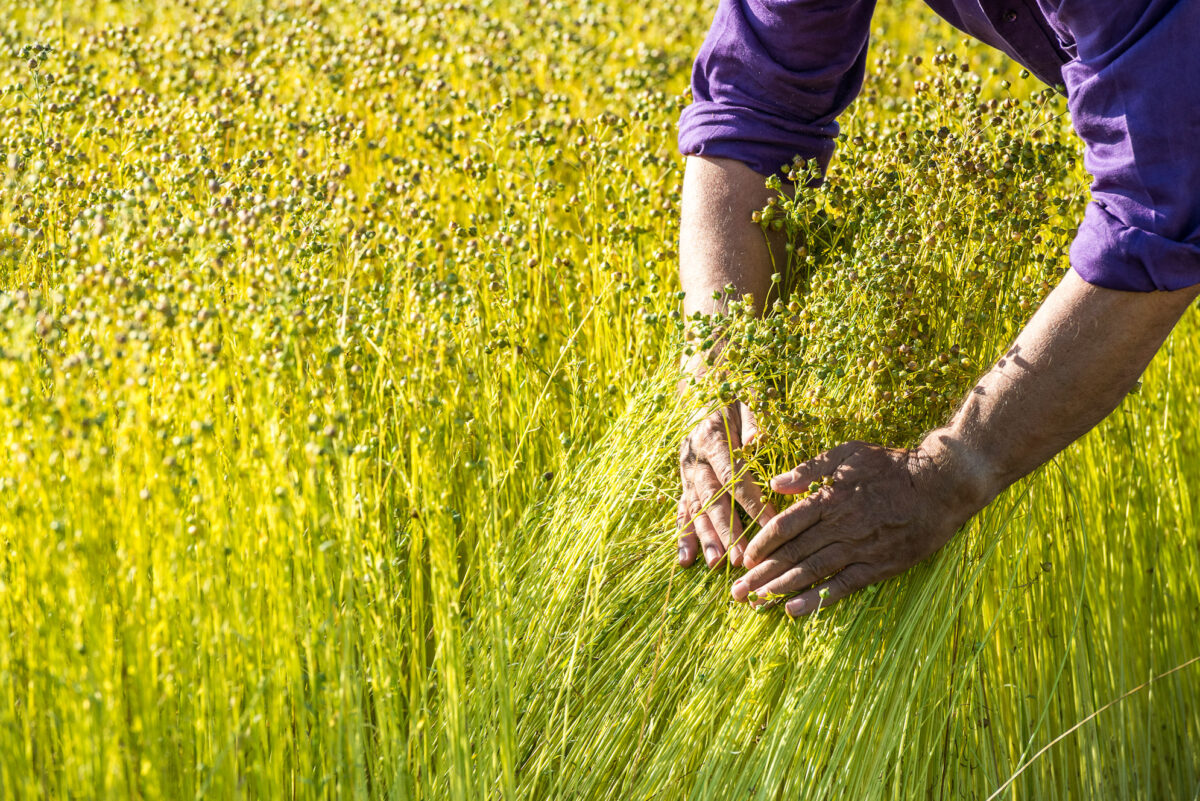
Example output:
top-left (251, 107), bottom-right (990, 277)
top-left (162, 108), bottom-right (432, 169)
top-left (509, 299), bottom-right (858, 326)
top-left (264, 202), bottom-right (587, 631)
top-left (0, 0), bottom-right (1197, 798)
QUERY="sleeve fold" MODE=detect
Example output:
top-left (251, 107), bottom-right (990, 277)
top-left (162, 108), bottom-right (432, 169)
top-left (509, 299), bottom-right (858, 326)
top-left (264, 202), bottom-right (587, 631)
top-left (678, 0), bottom-right (877, 178)
top-left (1061, 0), bottom-right (1200, 291)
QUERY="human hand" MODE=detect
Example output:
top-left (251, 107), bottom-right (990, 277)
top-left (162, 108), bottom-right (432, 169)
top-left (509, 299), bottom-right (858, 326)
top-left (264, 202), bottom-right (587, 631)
top-left (677, 401), bottom-right (777, 569)
top-left (730, 439), bottom-right (986, 616)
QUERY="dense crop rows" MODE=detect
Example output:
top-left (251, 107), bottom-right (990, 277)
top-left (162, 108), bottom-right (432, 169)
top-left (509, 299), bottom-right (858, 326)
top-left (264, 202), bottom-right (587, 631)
top-left (0, 1), bottom-right (1197, 799)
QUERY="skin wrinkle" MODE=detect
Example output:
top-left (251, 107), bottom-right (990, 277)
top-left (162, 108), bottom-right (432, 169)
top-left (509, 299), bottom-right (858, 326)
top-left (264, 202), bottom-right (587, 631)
top-left (944, 272), bottom-right (1178, 495)
top-left (677, 154), bottom-right (1200, 613)
top-left (676, 156), bottom-right (784, 569)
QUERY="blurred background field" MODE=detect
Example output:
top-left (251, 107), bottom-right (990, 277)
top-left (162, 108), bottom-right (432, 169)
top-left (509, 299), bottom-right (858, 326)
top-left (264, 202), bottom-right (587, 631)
top-left (0, 1), bottom-right (1197, 798)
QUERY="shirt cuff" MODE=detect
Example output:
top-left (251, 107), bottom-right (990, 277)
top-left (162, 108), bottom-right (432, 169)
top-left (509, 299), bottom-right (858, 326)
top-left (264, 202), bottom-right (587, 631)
top-left (678, 101), bottom-right (837, 179)
top-left (1071, 202), bottom-right (1200, 292)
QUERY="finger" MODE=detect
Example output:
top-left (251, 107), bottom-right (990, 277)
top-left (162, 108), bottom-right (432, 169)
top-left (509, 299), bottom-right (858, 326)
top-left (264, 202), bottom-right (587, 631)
top-left (726, 511), bottom-right (746, 567)
top-left (676, 498), bottom-right (700, 567)
top-left (704, 437), bottom-right (737, 490)
top-left (699, 418), bottom-right (775, 530)
top-left (677, 530), bottom-right (700, 567)
top-left (703, 489), bottom-right (737, 561)
top-left (696, 405), bottom-right (744, 484)
top-left (730, 556), bottom-right (792, 603)
top-left (692, 509), bottom-right (727, 568)
top-left (732, 472), bottom-right (777, 530)
top-left (770, 441), bottom-right (858, 495)
top-left (746, 544), bottom-right (851, 605)
top-left (738, 401), bottom-right (759, 447)
top-left (742, 495), bottom-right (823, 569)
top-left (785, 563), bottom-right (876, 618)
top-left (767, 520), bottom-right (840, 568)
top-left (693, 465), bottom-right (737, 559)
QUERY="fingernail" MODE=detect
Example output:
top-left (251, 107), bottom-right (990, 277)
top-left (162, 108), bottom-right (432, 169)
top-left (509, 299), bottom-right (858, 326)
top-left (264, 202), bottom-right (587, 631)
top-left (704, 545), bottom-right (719, 566)
top-left (677, 546), bottom-right (687, 564)
top-left (785, 598), bottom-right (805, 618)
top-left (731, 579), bottom-right (747, 600)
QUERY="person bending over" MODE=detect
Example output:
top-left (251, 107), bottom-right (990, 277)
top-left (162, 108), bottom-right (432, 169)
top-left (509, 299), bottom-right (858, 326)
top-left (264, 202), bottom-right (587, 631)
top-left (674, 0), bottom-right (1200, 616)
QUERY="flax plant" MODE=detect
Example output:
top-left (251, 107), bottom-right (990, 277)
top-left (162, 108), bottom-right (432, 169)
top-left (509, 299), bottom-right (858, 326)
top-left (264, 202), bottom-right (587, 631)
top-left (0, 1), bottom-right (1196, 799)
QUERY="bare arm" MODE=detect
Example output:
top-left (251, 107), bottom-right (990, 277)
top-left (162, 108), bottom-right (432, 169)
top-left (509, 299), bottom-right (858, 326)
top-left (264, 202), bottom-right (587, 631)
top-left (679, 156), bottom-right (779, 321)
top-left (928, 270), bottom-right (1200, 507)
top-left (735, 271), bottom-right (1200, 616)
top-left (675, 156), bottom-right (783, 569)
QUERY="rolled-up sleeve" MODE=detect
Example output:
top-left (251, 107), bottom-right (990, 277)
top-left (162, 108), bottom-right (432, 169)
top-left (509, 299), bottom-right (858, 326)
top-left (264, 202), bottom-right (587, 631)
top-left (678, 0), bottom-right (877, 178)
top-left (1062, 0), bottom-right (1200, 291)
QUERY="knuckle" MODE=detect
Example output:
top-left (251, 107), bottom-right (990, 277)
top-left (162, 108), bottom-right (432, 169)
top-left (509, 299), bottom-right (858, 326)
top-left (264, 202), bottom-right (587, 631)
top-left (803, 557), bottom-right (828, 582)
top-left (778, 538), bottom-right (806, 563)
top-left (784, 565), bottom-right (811, 589)
top-left (754, 519), bottom-right (777, 545)
top-left (708, 501), bottom-right (731, 525)
top-left (830, 571), bottom-right (858, 596)
top-left (778, 503), bottom-right (810, 531)
top-left (808, 546), bottom-right (844, 580)
top-left (859, 539), bottom-right (889, 563)
top-left (736, 491), bottom-right (762, 515)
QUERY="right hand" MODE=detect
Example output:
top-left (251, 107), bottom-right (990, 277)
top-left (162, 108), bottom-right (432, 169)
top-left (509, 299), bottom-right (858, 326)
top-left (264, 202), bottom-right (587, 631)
top-left (677, 400), bottom-right (777, 568)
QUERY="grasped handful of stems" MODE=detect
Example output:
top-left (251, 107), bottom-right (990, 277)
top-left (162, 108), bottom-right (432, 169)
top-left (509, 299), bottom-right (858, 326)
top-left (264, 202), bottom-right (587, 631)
top-left (676, 338), bottom-right (977, 619)
top-left (675, 156), bottom-right (1199, 617)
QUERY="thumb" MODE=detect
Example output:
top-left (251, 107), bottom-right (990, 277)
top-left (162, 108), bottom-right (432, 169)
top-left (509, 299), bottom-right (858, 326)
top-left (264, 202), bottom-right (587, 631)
top-left (738, 401), bottom-right (758, 448)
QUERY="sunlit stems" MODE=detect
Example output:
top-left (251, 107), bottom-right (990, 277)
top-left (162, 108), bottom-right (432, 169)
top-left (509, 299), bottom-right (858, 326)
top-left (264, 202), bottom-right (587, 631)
top-left (0, 10), bottom-right (1163, 800)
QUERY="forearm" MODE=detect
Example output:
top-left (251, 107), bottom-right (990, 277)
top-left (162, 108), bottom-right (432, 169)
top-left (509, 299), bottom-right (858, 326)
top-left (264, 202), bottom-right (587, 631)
top-left (679, 155), bottom-right (784, 321)
top-left (735, 267), bottom-right (1198, 611)
top-left (925, 270), bottom-right (1200, 509)
top-left (676, 157), bottom-right (788, 565)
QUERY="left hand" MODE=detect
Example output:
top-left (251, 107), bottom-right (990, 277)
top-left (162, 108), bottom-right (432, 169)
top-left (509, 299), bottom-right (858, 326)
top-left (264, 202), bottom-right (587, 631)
top-left (730, 439), bottom-right (982, 617)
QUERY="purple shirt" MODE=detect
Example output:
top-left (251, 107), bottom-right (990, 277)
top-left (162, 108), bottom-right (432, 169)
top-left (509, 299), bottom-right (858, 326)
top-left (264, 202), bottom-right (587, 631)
top-left (678, 0), bottom-right (1200, 291)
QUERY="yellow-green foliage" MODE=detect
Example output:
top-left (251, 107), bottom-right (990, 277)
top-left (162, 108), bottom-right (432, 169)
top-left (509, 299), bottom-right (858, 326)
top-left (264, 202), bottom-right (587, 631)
top-left (0, 1), bottom-right (1197, 800)
top-left (693, 59), bottom-right (1076, 465)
